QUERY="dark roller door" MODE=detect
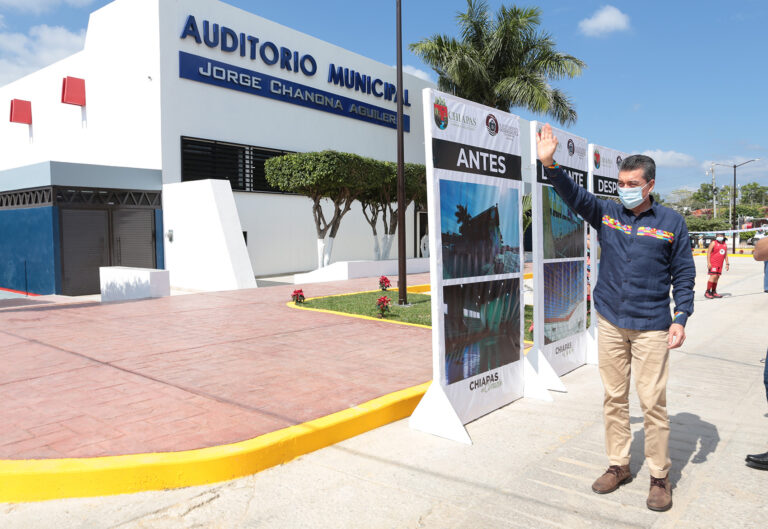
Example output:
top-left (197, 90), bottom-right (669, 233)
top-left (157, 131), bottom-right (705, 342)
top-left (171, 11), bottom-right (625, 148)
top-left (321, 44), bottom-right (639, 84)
top-left (61, 209), bottom-right (110, 295)
top-left (113, 209), bottom-right (156, 268)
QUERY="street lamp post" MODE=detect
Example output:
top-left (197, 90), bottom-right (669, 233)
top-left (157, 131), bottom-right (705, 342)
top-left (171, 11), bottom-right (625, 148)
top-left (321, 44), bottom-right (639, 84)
top-left (395, 0), bottom-right (407, 305)
top-left (707, 165), bottom-right (716, 218)
top-left (714, 159), bottom-right (760, 253)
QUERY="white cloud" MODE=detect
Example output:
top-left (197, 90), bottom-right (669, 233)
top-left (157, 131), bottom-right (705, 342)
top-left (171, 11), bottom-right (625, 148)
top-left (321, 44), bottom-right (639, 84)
top-left (0, 1), bottom-right (94, 14)
top-left (579, 6), bottom-right (630, 37)
top-left (391, 64), bottom-right (435, 83)
top-left (642, 149), bottom-right (698, 167)
top-left (0, 24), bottom-right (85, 86)
top-left (402, 65), bottom-right (434, 83)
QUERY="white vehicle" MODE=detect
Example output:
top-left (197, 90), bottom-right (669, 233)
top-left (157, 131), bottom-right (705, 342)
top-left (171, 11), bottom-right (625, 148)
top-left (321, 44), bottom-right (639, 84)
top-left (748, 230), bottom-right (767, 246)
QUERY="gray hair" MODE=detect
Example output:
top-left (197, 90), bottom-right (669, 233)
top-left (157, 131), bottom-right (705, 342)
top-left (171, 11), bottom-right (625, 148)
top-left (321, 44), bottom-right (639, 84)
top-left (619, 154), bottom-right (656, 183)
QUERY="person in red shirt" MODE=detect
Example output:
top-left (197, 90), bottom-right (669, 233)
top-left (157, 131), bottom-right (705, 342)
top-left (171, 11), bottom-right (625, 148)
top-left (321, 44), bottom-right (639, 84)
top-left (705, 233), bottom-right (729, 298)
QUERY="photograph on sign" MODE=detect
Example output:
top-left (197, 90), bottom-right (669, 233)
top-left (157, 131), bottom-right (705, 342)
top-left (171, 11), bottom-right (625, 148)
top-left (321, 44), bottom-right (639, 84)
top-left (443, 278), bottom-right (521, 385)
top-left (543, 261), bottom-right (586, 345)
top-left (542, 186), bottom-right (585, 259)
top-left (440, 179), bottom-right (521, 280)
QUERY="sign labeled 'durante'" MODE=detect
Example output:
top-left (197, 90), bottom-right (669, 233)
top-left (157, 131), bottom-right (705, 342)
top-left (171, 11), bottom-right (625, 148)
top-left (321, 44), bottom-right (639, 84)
top-left (432, 138), bottom-right (521, 180)
top-left (593, 174), bottom-right (619, 197)
top-left (536, 160), bottom-right (587, 188)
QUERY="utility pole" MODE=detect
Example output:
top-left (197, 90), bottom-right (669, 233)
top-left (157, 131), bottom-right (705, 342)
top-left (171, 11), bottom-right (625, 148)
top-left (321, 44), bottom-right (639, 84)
top-left (710, 164), bottom-right (716, 218)
top-left (395, 0), bottom-right (407, 305)
top-left (715, 159), bottom-right (760, 254)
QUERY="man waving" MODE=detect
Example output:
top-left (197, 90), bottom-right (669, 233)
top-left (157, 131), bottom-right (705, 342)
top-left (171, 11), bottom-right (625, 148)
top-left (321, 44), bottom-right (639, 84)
top-left (537, 124), bottom-right (695, 512)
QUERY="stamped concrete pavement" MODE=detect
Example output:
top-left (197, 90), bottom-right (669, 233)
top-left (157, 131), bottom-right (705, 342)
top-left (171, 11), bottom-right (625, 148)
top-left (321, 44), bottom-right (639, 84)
top-left (2, 256), bottom-right (767, 528)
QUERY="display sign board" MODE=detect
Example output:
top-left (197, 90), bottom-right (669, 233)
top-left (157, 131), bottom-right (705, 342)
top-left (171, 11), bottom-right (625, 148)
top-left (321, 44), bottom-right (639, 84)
top-left (410, 89), bottom-right (525, 443)
top-left (529, 122), bottom-right (589, 378)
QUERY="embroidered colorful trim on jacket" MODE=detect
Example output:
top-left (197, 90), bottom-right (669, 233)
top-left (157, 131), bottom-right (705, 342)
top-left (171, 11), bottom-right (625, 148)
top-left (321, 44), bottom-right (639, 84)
top-left (638, 226), bottom-right (675, 243)
top-left (602, 215), bottom-right (632, 235)
top-left (673, 311), bottom-right (685, 321)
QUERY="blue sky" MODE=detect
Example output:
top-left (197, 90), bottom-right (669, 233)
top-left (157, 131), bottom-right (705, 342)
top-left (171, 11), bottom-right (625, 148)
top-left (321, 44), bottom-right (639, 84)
top-left (1, 0), bottom-right (766, 195)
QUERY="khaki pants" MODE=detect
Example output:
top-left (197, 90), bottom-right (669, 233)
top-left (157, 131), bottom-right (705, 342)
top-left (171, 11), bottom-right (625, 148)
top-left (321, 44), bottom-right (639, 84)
top-left (597, 314), bottom-right (671, 478)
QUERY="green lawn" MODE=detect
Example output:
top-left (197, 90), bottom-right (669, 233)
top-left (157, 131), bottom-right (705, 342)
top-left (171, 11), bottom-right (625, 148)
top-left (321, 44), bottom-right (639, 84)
top-left (303, 290), bottom-right (535, 341)
top-left (304, 290), bottom-right (432, 326)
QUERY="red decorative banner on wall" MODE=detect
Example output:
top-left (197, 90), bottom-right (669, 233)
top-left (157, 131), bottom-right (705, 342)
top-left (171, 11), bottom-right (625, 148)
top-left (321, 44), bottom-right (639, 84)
top-left (61, 76), bottom-right (86, 106)
top-left (9, 99), bottom-right (32, 124)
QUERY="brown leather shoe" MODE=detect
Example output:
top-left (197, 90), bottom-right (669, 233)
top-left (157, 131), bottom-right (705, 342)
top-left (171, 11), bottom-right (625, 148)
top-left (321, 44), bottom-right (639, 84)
top-left (591, 465), bottom-right (632, 494)
top-left (646, 476), bottom-right (672, 511)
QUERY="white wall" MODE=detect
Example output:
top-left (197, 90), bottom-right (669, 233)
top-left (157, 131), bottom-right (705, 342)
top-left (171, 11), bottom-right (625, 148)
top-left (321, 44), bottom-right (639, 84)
top-left (157, 0), bottom-right (432, 184)
top-left (234, 191), bottom-right (416, 277)
top-left (0, 0), bottom-right (162, 172)
top-left (163, 179), bottom-right (256, 291)
top-left (156, 0), bottom-right (431, 275)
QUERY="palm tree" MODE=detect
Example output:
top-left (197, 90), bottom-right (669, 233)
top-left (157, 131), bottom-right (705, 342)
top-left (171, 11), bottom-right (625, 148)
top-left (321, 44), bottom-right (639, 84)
top-left (455, 204), bottom-right (471, 232)
top-left (410, 0), bottom-right (585, 125)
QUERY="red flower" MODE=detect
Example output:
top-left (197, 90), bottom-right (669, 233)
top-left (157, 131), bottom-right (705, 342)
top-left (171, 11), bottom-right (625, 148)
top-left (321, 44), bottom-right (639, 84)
top-left (291, 289), bottom-right (305, 304)
top-left (379, 275), bottom-right (391, 290)
top-left (376, 295), bottom-right (391, 317)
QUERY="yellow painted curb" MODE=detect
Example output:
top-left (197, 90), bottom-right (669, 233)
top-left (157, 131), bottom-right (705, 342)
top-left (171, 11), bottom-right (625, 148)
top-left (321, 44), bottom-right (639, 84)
top-left (0, 382), bottom-right (431, 503)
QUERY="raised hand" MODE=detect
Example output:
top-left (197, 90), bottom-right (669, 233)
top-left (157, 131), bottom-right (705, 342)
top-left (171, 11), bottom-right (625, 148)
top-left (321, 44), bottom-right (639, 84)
top-left (537, 123), bottom-right (558, 167)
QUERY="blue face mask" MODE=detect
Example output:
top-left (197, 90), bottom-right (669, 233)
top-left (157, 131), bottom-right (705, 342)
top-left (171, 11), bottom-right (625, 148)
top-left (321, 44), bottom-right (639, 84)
top-left (618, 181), bottom-right (650, 209)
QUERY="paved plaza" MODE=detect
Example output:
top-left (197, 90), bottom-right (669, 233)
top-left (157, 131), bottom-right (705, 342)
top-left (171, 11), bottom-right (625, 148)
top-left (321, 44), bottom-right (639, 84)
top-left (2, 256), bottom-right (767, 528)
top-left (0, 274), bottom-right (431, 459)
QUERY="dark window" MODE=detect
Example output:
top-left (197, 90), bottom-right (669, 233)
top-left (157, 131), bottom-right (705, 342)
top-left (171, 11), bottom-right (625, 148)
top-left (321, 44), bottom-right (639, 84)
top-left (180, 137), bottom-right (294, 193)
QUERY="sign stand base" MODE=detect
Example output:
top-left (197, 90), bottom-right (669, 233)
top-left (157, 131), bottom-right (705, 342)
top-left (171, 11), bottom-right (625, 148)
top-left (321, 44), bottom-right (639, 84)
top-left (409, 383), bottom-right (472, 445)
top-left (523, 356), bottom-right (553, 401)
top-left (528, 349), bottom-right (567, 393)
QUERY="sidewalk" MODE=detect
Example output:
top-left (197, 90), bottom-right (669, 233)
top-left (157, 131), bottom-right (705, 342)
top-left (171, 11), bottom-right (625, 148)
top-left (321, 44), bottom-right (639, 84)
top-left (3, 257), bottom-right (768, 528)
top-left (0, 273), bottom-right (431, 459)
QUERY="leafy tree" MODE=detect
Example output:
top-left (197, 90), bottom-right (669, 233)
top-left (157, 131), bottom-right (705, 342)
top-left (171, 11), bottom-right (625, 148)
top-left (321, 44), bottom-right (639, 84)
top-left (740, 182), bottom-right (768, 205)
top-left (735, 204), bottom-right (764, 219)
top-left (410, 0), bottom-right (585, 125)
top-left (665, 188), bottom-right (695, 214)
top-left (650, 192), bottom-right (666, 206)
top-left (685, 216), bottom-right (730, 233)
top-left (690, 183), bottom-right (715, 210)
top-left (359, 162), bottom-right (427, 260)
top-left (715, 185), bottom-right (732, 216)
top-left (265, 151), bottom-right (377, 268)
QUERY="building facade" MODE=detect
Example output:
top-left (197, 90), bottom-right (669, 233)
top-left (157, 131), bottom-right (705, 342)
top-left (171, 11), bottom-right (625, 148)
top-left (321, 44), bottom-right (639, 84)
top-left (0, 0), bottom-right (432, 295)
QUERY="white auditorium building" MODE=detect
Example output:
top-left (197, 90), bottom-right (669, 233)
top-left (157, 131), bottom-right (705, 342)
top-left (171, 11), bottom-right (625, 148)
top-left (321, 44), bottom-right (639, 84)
top-left (0, 0), bottom-right (432, 295)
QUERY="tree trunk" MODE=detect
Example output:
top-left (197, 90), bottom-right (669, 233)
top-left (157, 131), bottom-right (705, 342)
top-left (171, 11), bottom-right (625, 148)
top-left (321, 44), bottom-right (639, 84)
top-left (361, 202), bottom-right (382, 260)
top-left (323, 237), bottom-right (334, 266)
top-left (316, 238), bottom-right (326, 269)
top-left (381, 234), bottom-right (396, 260)
top-left (380, 202), bottom-right (400, 260)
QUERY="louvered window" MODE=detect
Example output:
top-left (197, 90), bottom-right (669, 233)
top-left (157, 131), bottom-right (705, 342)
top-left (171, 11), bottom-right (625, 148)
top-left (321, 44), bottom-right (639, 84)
top-left (180, 136), bottom-right (293, 193)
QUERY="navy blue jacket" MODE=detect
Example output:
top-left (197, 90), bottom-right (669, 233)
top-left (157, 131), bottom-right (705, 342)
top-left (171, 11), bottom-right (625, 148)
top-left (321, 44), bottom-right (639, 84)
top-left (545, 166), bottom-right (695, 330)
